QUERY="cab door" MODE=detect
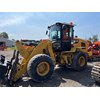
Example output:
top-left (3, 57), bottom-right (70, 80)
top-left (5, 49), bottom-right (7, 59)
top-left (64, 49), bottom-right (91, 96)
top-left (61, 25), bottom-right (73, 51)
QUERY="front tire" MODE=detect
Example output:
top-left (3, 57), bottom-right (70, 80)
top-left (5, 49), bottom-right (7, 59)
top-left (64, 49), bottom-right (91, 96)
top-left (27, 54), bottom-right (54, 82)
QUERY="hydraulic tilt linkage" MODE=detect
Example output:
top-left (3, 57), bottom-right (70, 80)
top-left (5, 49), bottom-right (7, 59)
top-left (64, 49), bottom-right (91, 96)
top-left (0, 50), bottom-right (19, 86)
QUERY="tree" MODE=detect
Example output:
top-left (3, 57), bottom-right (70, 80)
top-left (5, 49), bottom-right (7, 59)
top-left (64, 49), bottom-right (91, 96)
top-left (88, 35), bottom-right (98, 42)
top-left (88, 37), bottom-right (93, 41)
top-left (92, 35), bottom-right (98, 42)
top-left (0, 32), bottom-right (9, 39)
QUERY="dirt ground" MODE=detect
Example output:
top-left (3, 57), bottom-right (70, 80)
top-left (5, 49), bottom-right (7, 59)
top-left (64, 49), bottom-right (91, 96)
top-left (0, 50), bottom-right (100, 87)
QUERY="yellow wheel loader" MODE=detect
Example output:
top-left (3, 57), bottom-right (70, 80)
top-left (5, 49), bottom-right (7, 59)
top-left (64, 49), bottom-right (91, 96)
top-left (0, 22), bottom-right (91, 86)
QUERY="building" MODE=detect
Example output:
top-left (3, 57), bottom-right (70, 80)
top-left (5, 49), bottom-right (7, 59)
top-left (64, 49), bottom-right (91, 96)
top-left (0, 37), bottom-right (15, 47)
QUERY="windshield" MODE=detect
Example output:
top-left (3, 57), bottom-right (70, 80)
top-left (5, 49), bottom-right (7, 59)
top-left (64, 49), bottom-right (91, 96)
top-left (70, 27), bottom-right (74, 38)
top-left (49, 25), bottom-right (61, 41)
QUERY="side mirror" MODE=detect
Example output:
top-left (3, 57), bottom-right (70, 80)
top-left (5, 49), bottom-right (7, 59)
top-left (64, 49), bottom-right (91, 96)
top-left (46, 31), bottom-right (48, 35)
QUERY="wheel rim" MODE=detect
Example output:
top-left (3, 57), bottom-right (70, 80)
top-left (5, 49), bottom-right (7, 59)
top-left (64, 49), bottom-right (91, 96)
top-left (36, 62), bottom-right (50, 76)
top-left (78, 56), bottom-right (85, 67)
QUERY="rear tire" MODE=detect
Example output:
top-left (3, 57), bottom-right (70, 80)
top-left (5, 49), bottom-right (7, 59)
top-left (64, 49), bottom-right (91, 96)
top-left (72, 52), bottom-right (87, 71)
top-left (27, 54), bottom-right (54, 82)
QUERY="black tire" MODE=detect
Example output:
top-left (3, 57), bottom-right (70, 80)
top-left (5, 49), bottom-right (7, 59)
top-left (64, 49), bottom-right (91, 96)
top-left (27, 54), bottom-right (54, 82)
top-left (72, 52), bottom-right (87, 71)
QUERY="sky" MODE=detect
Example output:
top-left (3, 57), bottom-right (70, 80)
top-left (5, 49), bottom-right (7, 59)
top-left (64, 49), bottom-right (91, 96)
top-left (0, 12), bottom-right (100, 40)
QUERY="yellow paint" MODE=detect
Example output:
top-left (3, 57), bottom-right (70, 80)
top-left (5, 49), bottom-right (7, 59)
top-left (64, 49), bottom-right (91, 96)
top-left (78, 56), bottom-right (85, 67)
top-left (36, 61), bottom-right (50, 76)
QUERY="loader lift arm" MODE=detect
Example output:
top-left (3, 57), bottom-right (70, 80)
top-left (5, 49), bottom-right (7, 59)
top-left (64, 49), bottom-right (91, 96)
top-left (11, 40), bottom-right (56, 82)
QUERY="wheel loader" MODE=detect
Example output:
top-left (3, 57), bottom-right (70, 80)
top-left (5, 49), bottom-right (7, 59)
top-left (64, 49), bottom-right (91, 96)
top-left (0, 22), bottom-right (91, 86)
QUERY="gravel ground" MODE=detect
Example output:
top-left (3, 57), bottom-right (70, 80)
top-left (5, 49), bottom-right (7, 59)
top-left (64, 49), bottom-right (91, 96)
top-left (0, 50), bottom-right (99, 87)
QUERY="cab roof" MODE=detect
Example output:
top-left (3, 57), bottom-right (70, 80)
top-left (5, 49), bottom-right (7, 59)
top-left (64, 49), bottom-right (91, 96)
top-left (48, 22), bottom-right (75, 29)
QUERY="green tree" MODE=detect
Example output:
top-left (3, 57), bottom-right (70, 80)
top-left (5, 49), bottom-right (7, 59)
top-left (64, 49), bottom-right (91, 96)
top-left (92, 35), bottom-right (98, 42)
top-left (88, 35), bottom-right (98, 42)
top-left (0, 32), bottom-right (9, 39)
top-left (88, 37), bottom-right (93, 41)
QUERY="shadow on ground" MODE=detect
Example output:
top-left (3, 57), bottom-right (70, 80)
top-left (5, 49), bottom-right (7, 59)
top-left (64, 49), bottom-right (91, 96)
top-left (55, 65), bottom-right (95, 87)
top-left (14, 65), bottom-right (96, 87)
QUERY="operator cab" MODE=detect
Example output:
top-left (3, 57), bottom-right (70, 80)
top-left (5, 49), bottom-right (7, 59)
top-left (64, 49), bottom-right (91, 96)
top-left (47, 22), bottom-right (74, 52)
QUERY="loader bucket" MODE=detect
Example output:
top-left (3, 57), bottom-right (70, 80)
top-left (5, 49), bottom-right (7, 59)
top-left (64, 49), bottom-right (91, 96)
top-left (0, 55), bottom-right (8, 83)
top-left (0, 64), bottom-right (7, 82)
top-left (0, 50), bottom-right (18, 86)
